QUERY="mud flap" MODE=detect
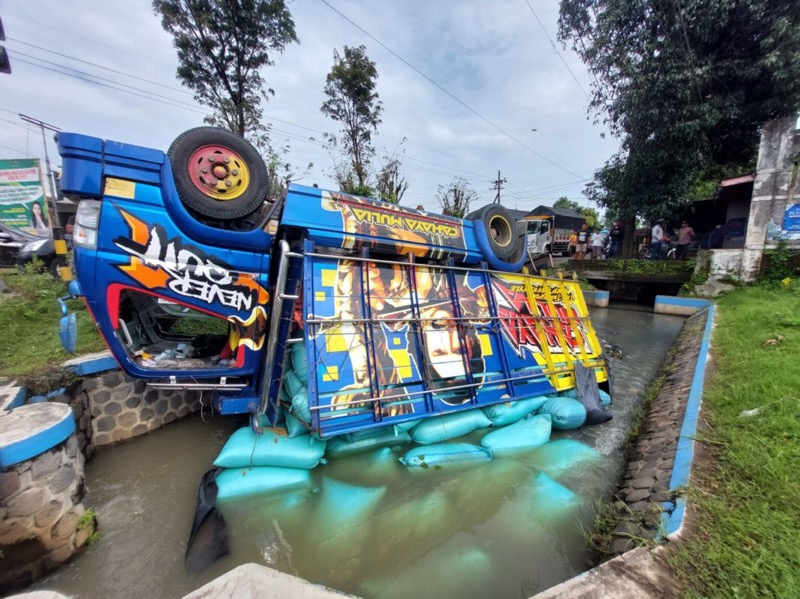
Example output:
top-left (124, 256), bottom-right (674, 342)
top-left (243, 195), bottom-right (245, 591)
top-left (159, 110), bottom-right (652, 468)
top-left (574, 362), bottom-right (612, 425)
top-left (185, 468), bottom-right (230, 575)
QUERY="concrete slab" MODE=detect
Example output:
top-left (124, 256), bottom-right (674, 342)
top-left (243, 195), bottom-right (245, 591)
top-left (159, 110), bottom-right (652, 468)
top-left (182, 563), bottom-right (358, 599)
top-left (0, 380), bottom-right (26, 411)
top-left (531, 546), bottom-right (679, 599)
top-left (62, 350), bottom-right (119, 376)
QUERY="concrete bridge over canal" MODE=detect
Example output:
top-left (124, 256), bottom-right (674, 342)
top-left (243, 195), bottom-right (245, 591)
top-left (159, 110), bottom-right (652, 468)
top-left (565, 260), bottom-right (693, 303)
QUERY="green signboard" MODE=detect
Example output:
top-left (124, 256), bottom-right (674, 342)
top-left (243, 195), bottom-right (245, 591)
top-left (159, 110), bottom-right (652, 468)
top-left (0, 158), bottom-right (51, 237)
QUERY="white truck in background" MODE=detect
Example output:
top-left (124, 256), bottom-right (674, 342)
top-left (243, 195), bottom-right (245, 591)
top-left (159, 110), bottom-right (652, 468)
top-left (520, 206), bottom-right (586, 258)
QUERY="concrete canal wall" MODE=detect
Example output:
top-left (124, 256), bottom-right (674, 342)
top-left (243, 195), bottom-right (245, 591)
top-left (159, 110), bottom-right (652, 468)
top-left (0, 353), bottom-right (202, 593)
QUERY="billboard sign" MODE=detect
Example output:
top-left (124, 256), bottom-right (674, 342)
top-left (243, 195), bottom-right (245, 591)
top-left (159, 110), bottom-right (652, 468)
top-left (0, 158), bottom-right (51, 237)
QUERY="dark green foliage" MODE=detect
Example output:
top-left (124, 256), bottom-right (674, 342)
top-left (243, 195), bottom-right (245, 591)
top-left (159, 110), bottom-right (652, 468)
top-left (559, 0), bottom-right (800, 230)
top-left (762, 240), bottom-right (798, 284)
top-left (153, 0), bottom-right (298, 138)
top-left (321, 45), bottom-right (383, 191)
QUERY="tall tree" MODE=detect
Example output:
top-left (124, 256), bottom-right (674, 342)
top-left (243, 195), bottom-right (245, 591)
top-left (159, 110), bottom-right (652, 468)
top-left (436, 177), bottom-right (477, 218)
top-left (321, 45), bottom-right (383, 191)
top-left (153, 0), bottom-right (298, 139)
top-left (559, 0), bottom-right (800, 254)
top-left (375, 143), bottom-right (409, 204)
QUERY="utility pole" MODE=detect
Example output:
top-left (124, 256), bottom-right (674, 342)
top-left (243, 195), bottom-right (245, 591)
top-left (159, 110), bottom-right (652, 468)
top-left (492, 170), bottom-right (507, 204)
top-left (19, 114), bottom-right (61, 227)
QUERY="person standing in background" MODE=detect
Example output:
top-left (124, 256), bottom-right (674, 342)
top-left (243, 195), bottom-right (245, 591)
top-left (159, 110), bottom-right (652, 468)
top-left (676, 220), bottom-right (695, 259)
top-left (708, 224), bottom-right (724, 249)
top-left (590, 228), bottom-right (605, 259)
top-left (608, 220), bottom-right (623, 258)
top-left (575, 223), bottom-right (590, 260)
top-left (650, 220), bottom-right (664, 259)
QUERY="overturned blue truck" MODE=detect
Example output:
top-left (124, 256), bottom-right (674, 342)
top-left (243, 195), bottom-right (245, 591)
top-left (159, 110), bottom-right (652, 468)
top-left (57, 126), bottom-right (610, 441)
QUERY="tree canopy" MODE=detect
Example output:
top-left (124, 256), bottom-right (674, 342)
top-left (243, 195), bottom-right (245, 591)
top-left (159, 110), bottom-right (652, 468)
top-left (553, 196), bottom-right (599, 227)
top-left (154, 0), bottom-right (298, 139)
top-left (559, 0), bottom-right (800, 230)
top-left (321, 45), bottom-right (383, 192)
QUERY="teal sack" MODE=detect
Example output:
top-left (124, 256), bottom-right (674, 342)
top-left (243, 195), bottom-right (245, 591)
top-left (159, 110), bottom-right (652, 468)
top-left (315, 477), bottom-right (386, 529)
top-left (400, 442), bottom-right (493, 468)
top-left (411, 409), bottom-right (492, 445)
top-left (291, 340), bottom-right (308, 379)
top-left (482, 396), bottom-right (550, 427)
top-left (537, 397), bottom-right (587, 430)
top-left (327, 427), bottom-right (411, 457)
top-left (216, 466), bottom-right (311, 500)
top-left (213, 426), bottom-right (326, 469)
top-left (525, 439), bottom-right (602, 478)
top-left (285, 411), bottom-right (310, 438)
top-left (284, 369), bottom-right (305, 398)
top-left (480, 413), bottom-right (552, 453)
top-left (291, 387), bottom-right (312, 423)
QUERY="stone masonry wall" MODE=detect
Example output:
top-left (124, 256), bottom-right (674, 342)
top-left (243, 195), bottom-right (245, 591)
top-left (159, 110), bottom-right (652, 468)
top-left (0, 435), bottom-right (95, 593)
top-left (80, 370), bottom-right (202, 447)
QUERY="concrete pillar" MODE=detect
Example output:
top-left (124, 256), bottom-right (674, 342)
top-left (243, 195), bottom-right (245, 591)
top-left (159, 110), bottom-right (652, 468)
top-left (742, 117), bottom-right (799, 281)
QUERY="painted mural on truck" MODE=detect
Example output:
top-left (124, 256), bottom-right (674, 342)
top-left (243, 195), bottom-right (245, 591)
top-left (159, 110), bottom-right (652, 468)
top-left (306, 257), bottom-right (603, 424)
top-left (321, 191), bottom-right (467, 258)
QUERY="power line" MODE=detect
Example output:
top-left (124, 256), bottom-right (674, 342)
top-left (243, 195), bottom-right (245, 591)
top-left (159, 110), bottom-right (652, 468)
top-left (319, 0), bottom-right (587, 181)
top-left (7, 37), bottom-right (194, 96)
top-left (522, 0), bottom-right (590, 100)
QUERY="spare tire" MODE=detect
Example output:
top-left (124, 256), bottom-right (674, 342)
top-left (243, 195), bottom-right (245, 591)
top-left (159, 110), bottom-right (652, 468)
top-left (466, 204), bottom-right (519, 261)
top-left (167, 127), bottom-right (269, 222)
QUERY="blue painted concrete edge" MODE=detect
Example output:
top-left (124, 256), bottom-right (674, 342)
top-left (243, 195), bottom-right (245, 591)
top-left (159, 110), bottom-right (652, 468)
top-left (0, 407), bottom-right (76, 468)
top-left (3, 386), bottom-right (27, 411)
top-left (584, 290), bottom-right (610, 299)
top-left (661, 303), bottom-right (716, 536)
top-left (67, 355), bottom-right (120, 376)
top-left (655, 295), bottom-right (710, 308)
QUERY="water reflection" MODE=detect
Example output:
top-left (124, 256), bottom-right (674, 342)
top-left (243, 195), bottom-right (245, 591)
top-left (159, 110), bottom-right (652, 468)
top-left (34, 307), bottom-right (684, 599)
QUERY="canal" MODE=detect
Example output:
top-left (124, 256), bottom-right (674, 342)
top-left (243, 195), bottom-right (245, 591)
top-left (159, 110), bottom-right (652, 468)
top-left (33, 307), bottom-right (685, 599)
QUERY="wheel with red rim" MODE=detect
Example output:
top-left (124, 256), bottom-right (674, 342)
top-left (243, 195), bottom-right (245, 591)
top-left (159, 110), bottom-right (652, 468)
top-left (168, 127), bottom-right (268, 222)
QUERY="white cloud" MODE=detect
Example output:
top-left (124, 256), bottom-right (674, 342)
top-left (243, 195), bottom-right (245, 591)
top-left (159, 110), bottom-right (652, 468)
top-left (0, 0), bottom-right (617, 212)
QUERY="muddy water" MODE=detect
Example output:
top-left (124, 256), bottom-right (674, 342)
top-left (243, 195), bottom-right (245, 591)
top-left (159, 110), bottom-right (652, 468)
top-left (33, 307), bottom-right (685, 599)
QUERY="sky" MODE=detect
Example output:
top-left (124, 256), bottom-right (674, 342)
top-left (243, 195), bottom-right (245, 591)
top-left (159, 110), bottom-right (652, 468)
top-left (0, 0), bottom-right (620, 213)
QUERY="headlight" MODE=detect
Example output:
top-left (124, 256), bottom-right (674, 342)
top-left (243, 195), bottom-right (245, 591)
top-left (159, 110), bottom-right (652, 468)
top-left (74, 200), bottom-right (102, 249)
top-left (22, 239), bottom-right (49, 253)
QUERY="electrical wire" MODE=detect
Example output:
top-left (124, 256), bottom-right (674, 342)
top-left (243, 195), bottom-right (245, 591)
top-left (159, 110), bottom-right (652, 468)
top-left (319, 0), bottom-right (587, 181)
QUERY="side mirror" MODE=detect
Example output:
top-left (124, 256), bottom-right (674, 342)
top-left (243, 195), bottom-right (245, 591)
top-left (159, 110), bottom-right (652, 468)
top-left (58, 297), bottom-right (78, 354)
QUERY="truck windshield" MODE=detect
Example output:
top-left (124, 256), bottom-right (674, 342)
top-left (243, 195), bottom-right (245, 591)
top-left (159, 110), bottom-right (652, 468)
top-left (527, 221), bottom-right (541, 234)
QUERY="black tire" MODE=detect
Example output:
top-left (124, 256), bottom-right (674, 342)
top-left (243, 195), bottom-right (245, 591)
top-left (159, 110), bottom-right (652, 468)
top-left (466, 204), bottom-right (518, 261)
top-left (168, 127), bottom-right (269, 222)
top-left (637, 247), bottom-right (649, 259)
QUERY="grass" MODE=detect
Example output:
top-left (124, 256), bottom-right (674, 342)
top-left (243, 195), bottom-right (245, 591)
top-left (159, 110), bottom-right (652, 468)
top-left (668, 282), bottom-right (800, 597)
top-left (0, 268), bottom-right (106, 381)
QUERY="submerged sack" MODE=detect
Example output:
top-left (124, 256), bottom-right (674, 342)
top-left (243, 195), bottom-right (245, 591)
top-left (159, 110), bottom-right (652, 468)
top-left (214, 426), bottom-right (326, 469)
top-left (482, 396), bottom-right (550, 427)
top-left (480, 414), bottom-right (552, 453)
top-left (215, 466), bottom-right (311, 500)
top-left (327, 427), bottom-right (411, 457)
top-left (411, 409), bottom-right (492, 445)
top-left (400, 442), bottom-right (493, 468)
top-left (537, 397), bottom-right (587, 430)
